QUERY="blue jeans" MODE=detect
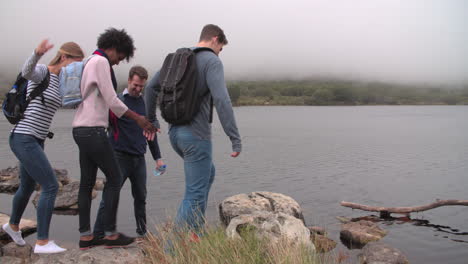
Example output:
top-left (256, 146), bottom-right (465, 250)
top-left (9, 133), bottom-right (59, 240)
top-left (169, 126), bottom-right (215, 231)
top-left (94, 151), bottom-right (147, 237)
top-left (72, 127), bottom-right (122, 237)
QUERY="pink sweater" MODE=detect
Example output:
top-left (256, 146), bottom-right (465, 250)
top-left (72, 56), bottom-right (128, 128)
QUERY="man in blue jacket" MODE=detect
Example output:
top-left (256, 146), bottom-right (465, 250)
top-left (145, 24), bottom-right (242, 234)
top-left (94, 66), bottom-right (165, 239)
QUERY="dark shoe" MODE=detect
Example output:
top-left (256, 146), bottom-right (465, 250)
top-left (104, 233), bottom-right (135, 248)
top-left (79, 236), bottom-right (105, 250)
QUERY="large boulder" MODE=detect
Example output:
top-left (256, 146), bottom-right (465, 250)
top-left (32, 181), bottom-right (97, 210)
top-left (32, 246), bottom-right (145, 264)
top-left (0, 167), bottom-right (71, 194)
top-left (1, 242), bottom-right (33, 259)
top-left (225, 211), bottom-right (314, 251)
top-left (219, 192), bottom-right (305, 226)
top-left (340, 220), bottom-right (387, 248)
top-left (359, 242), bottom-right (409, 264)
top-left (0, 213), bottom-right (37, 241)
top-left (0, 167), bottom-right (20, 194)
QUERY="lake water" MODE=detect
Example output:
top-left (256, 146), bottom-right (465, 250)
top-left (1, 106), bottom-right (467, 263)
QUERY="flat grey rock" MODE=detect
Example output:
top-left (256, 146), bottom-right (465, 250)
top-left (359, 242), bottom-right (409, 264)
top-left (0, 213), bottom-right (37, 241)
top-left (0, 256), bottom-right (26, 264)
top-left (32, 181), bottom-right (97, 210)
top-left (32, 246), bottom-right (145, 264)
top-left (1, 242), bottom-right (33, 259)
top-left (341, 220), bottom-right (388, 248)
top-left (0, 166), bottom-right (71, 194)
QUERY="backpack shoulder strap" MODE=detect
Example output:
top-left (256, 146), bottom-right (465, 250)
top-left (192, 47), bottom-right (215, 123)
top-left (26, 69), bottom-right (50, 104)
top-left (79, 55), bottom-right (98, 101)
top-left (193, 47), bottom-right (215, 54)
top-left (14, 72), bottom-right (26, 86)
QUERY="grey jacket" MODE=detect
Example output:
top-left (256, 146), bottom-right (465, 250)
top-left (145, 48), bottom-right (242, 153)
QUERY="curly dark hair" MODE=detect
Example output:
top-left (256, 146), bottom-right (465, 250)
top-left (97, 28), bottom-right (135, 62)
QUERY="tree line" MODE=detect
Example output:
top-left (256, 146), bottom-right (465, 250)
top-left (2, 78), bottom-right (468, 106)
top-left (227, 80), bottom-right (468, 106)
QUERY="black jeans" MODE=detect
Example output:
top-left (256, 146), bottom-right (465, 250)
top-left (94, 151), bottom-right (147, 237)
top-left (72, 127), bottom-right (122, 237)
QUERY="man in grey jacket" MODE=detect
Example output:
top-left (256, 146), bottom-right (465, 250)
top-left (145, 24), bottom-right (242, 233)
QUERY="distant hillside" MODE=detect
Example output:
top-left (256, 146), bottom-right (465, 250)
top-left (2, 73), bottom-right (468, 106)
top-left (227, 80), bottom-right (468, 106)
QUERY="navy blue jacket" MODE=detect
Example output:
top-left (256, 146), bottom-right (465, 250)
top-left (109, 91), bottom-right (161, 160)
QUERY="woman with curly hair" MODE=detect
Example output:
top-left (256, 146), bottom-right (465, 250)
top-left (72, 28), bottom-right (156, 249)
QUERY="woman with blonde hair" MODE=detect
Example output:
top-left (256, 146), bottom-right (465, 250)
top-left (2, 39), bottom-right (84, 254)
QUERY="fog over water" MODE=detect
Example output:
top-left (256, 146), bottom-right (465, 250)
top-left (0, 0), bottom-right (467, 85)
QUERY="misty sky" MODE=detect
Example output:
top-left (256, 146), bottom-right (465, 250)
top-left (1, 0), bottom-right (467, 85)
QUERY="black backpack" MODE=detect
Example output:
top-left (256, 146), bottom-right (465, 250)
top-left (158, 47), bottom-right (214, 125)
top-left (2, 71), bottom-right (50, 124)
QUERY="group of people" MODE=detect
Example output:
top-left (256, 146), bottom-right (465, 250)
top-left (2, 24), bottom-right (242, 254)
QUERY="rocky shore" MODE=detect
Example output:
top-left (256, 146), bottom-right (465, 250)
top-left (1, 166), bottom-right (408, 263)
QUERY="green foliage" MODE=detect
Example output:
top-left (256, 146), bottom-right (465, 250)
top-left (310, 88), bottom-right (334, 105)
top-left (227, 80), bottom-right (468, 106)
top-left (227, 83), bottom-right (241, 105)
top-left (141, 224), bottom-right (327, 264)
top-left (252, 86), bottom-right (275, 98)
top-left (462, 86), bottom-right (468, 96)
top-left (279, 85), bottom-right (305, 96)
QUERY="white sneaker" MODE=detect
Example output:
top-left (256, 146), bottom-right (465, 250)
top-left (2, 223), bottom-right (26, 246)
top-left (34, 241), bottom-right (67, 254)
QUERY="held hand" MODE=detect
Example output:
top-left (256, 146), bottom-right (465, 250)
top-left (143, 131), bottom-right (156, 141)
top-left (136, 115), bottom-right (155, 131)
top-left (35, 39), bottom-right (54, 56)
top-left (231, 152), bottom-right (240, 158)
top-left (136, 116), bottom-right (156, 140)
top-left (145, 128), bottom-right (160, 140)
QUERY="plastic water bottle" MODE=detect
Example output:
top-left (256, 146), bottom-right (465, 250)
top-left (153, 165), bottom-right (167, 177)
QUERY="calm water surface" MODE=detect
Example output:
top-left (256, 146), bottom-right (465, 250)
top-left (1, 106), bottom-right (467, 263)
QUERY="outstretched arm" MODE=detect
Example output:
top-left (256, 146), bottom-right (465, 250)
top-left (22, 39), bottom-right (53, 82)
top-left (206, 59), bottom-right (242, 157)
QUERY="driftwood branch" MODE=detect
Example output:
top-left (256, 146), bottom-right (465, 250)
top-left (341, 200), bottom-right (468, 217)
